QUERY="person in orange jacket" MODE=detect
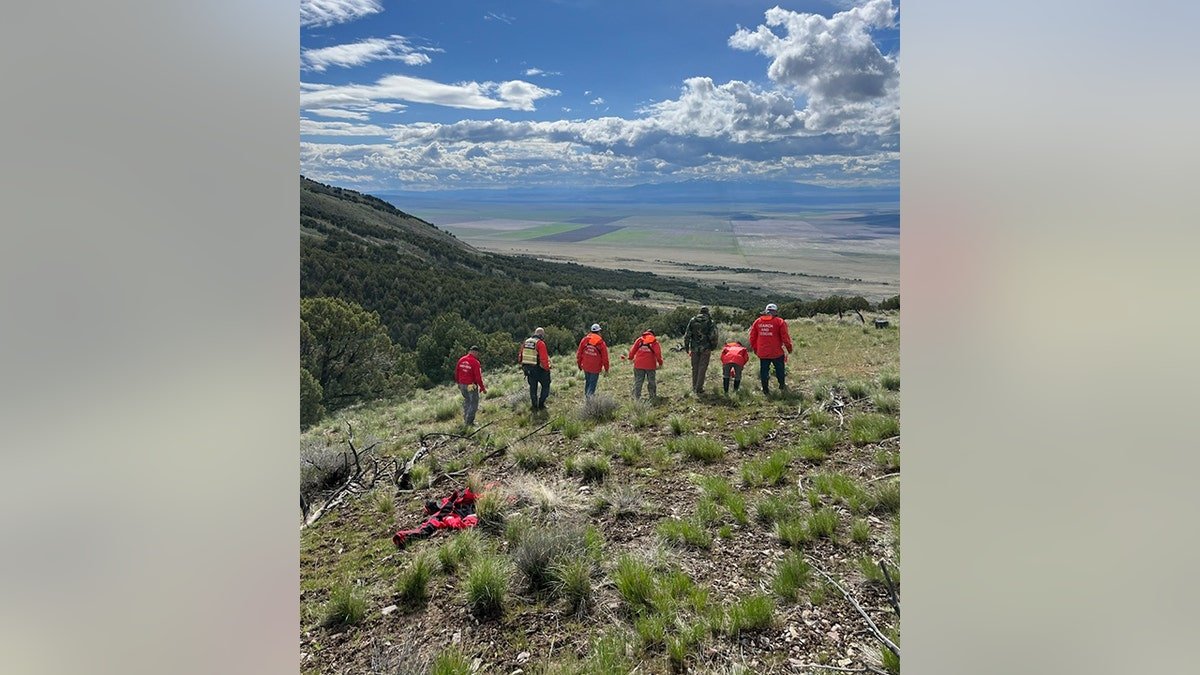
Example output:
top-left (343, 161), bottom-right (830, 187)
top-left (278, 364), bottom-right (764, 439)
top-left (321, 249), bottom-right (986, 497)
top-left (576, 323), bottom-right (610, 398)
top-left (719, 339), bottom-right (750, 394)
top-left (749, 303), bottom-right (793, 394)
top-left (518, 327), bottom-right (552, 411)
top-left (454, 345), bottom-right (487, 425)
top-left (624, 329), bottom-right (664, 400)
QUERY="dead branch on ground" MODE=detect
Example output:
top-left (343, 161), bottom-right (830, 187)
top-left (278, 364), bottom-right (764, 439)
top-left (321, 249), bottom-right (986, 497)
top-left (809, 560), bottom-right (899, 659)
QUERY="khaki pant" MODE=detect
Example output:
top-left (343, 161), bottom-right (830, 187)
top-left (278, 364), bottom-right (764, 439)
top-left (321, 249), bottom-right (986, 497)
top-left (632, 368), bottom-right (657, 400)
top-left (690, 350), bottom-right (712, 393)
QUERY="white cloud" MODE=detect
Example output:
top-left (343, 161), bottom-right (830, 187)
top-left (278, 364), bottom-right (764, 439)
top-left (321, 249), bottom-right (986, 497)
top-left (524, 67), bottom-right (561, 77)
top-left (728, 0), bottom-right (899, 132)
top-left (300, 74), bottom-right (559, 112)
top-left (302, 35), bottom-right (439, 72)
top-left (300, 118), bottom-right (391, 136)
top-left (590, 97), bottom-right (605, 105)
top-left (300, 0), bottom-right (382, 28)
top-left (484, 12), bottom-right (515, 24)
top-left (307, 108), bottom-right (369, 120)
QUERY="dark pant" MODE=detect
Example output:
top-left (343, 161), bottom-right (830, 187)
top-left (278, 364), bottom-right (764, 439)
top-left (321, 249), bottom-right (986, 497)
top-left (583, 371), bottom-right (600, 397)
top-left (524, 366), bottom-right (551, 408)
top-left (690, 349), bottom-right (712, 393)
top-left (759, 357), bottom-right (786, 392)
top-left (722, 363), bottom-right (743, 393)
top-left (459, 384), bottom-right (479, 425)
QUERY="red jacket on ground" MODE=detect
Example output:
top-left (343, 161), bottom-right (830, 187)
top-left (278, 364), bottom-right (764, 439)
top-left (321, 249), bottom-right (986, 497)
top-left (576, 332), bottom-right (610, 374)
top-left (749, 315), bottom-right (793, 360)
top-left (720, 342), bottom-right (749, 367)
top-left (455, 353), bottom-right (486, 391)
top-left (518, 336), bottom-right (551, 370)
top-left (627, 332), bottom-right (664, 370)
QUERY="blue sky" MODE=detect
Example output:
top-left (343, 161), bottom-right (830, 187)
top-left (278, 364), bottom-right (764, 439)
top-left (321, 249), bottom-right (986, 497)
top-left (300, 0), bottom-right (899, 192)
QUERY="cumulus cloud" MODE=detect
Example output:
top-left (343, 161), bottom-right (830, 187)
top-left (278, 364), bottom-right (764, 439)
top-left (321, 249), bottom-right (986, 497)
top-left (300, 0), bottom-right (382, 28)
top-left (524, 67), bottom-right (561, 77)
top-left (300, 74), bottom-right (559, 112)
top-left (302, 36), bottom-right (440, 72)
top-left (728, 0), bottom-right (898, 132)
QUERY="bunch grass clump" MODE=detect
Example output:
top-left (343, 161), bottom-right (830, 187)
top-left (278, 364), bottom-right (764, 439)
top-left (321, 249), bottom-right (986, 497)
top-left (430, 647), bottom-right (471, 675)
top-left (658, 517), bottom-right (713, 549)
top-left (512, 445), bottom-right (552, 471)
top-left (613, 555), bottom-right (657, 615)
top-left (741, 450), bottom-right (790, 486)
top-left (755, 495), bottom-right (797, 526)
top-left (474, 489), bottom-right (506, 531)
top-left (723, 594), bottom-right (775, 635)
top-left (395, 552), bottom-right (436, 606)
top-left (850, 413), bottom-right (899, 445)
top-left (880, 372), bottom-right (900, 391)
top-left (806, 507), bottom-right (839, 539)
top-left (576, 454), bottom-right (611, 484)
top-left (872, 393), bottom-right (900, 415)
top-left (321, 579), bottom-right (367, 627)
top-left (668, 435), bottom-right (725, 463)
top-left (617, 435), bottom-right (644, 465)
top-left (464, 554), bottom-right (508, 618)
top-left (776, 517), bottom-right (811, 548)
top-left (668, 415), bottom-right (692, 436)
top-left (772, 551), bottom-right (812, 601)
top-left (438, 529), bottom-right (484, 573)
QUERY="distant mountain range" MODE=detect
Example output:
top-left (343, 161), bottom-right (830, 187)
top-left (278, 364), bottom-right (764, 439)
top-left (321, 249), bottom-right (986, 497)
top-left (377, 178), bottom-right (898, 208)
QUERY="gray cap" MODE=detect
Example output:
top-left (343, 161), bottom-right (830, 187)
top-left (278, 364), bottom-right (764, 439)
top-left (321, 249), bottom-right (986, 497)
top-left (590, 323), bottom-right (602, 332)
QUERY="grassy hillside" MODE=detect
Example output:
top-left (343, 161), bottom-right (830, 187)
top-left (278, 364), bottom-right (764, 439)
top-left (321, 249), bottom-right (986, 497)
top-left (300, 176), bottom-right (787, 352)
top-left (300, 314), bottom-right (900, 674)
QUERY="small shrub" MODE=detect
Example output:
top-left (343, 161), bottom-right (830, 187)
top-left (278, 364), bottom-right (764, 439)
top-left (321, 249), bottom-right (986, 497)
top-left (851, 518), bottom-right (871, 544)
top-left (772, 552), bottom-right (812, 601)
top-left (430, 647), bottom-right (471, 675)
top-left (872, 393), bottom-right (900, 415)
top-left (669, 435), bottom-right (725, 463)
top-left (807, 508), bottom-right (839, 539)
top-left (755, 495), bottom-right (795, 526)
top-left (617, 435), bottom-right (644, 464)
top-left (474, 490), bottom-right (506, 531)
top-left (777, 517), bottom-right (810, 548)
top-left (613, 555), bottom-right (656, 614)
top-left (880, 372), bottom-right (900, 391)
top-left (396, 552), bottom-right (435, 606)
top-left (580, 394), bottom-right (620, 423)
top-left (512, 445), bottom-right (552, 471)
top-left (464, 555), bottom-right (508, 618)
top-left (850, 414), bottom-right (900, 445)
top-left (667, 415), bottom-right (691, 435)
top-left (322, 579), bottom-right (366, 627)
top-left (577, 454), bottom-right (611, 484)
top-left (658, 518), bottom-right (713, 549)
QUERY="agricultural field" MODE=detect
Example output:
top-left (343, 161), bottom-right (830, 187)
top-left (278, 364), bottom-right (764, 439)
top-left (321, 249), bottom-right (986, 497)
top-left (300, 314), bottom-right (900, 674)
top-left (409, 203), bottom-right (898, 301)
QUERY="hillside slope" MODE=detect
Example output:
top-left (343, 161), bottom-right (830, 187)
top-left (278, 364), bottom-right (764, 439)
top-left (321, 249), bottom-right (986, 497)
top-left (300, 315), bottom-right (901, 674)
top-left (300, 176), bottom-right (785, 352)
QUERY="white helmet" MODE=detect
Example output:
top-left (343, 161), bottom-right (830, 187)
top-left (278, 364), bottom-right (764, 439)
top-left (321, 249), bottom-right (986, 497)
top-left (590, 323), bottom-right (602, 332)
top-left (765, 303), bottom-right (778, 313)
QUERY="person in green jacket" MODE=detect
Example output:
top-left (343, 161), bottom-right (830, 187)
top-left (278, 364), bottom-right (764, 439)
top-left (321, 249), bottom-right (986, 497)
top-left (683, 306), bottom-right (719, 394)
